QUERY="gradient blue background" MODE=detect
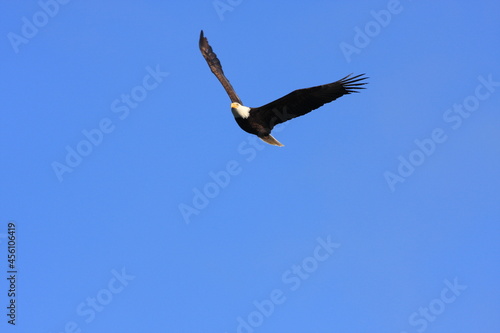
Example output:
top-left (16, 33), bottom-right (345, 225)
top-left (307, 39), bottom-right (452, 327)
top-left (1, 1), bottom-right (499, 332)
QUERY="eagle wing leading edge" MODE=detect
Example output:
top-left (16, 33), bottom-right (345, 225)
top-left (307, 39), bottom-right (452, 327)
top-left (199, 30), bottom-right (242, 104)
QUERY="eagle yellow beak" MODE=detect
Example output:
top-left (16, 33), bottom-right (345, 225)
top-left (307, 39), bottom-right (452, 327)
top-left (231, 102), bottom-right (239, 108)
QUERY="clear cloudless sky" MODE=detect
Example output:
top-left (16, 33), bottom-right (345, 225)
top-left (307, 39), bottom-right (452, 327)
top-left (1, 1), bottom-right (499, 332)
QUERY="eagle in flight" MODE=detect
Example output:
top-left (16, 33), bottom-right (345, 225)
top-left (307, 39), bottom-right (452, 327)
top-left (199, 30), bottom-right (367, 146)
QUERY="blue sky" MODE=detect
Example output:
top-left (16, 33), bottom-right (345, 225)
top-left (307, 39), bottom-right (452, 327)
top-left (1, 1), bottom-right (499, 332)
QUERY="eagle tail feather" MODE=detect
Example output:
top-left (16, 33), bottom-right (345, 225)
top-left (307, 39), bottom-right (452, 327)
top-left (259, 134), bottom-right (284, 147)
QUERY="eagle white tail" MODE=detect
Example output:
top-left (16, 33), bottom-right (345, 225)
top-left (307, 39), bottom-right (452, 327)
top-left (259, 134), bottom-right (284, 147)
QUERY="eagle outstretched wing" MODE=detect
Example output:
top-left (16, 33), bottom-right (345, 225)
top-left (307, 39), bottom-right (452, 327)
top-left (199, 30), bottom-right (242, 104)
top-left (252, 74), bottom-right (368, 130)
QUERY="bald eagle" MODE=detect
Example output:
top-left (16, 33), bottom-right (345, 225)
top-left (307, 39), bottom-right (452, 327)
top-left (199, 30), bottom-right (367, 146)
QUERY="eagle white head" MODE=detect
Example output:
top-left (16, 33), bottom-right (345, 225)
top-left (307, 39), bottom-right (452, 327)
top-left (231, 102), bottom-right (251, 119)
